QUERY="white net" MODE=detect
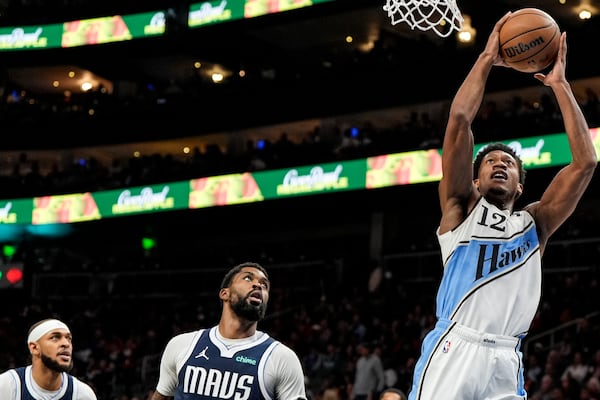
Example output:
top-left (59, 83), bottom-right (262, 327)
top-left (383, 0), bottom-right (464, 38)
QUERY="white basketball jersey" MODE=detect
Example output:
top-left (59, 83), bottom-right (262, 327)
top-left (436, 196), bottom-right (542, 337)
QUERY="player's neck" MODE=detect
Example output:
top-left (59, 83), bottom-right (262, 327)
top-left (218, 316), bottom-right (258, 339)
top-left (484, 194), bottom-right (514, 211)
top-left (32, 364), bottom-right (63, 391)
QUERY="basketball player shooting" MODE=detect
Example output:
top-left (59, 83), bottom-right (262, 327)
top-left (407, 12), bottom-right (597, 400)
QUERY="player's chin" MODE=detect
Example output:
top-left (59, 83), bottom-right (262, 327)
top-left (253, 303), bottom-right (268, 319)
top-left (487, 182), bottom-right (510, 193)
top-left (55, 360), bottom-right (74, 373)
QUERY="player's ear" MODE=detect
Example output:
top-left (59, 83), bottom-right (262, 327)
top-left (219, 287), bottom-right (229, 301)
top-left (474, 178), bottom-right (480, 192)
top-left (29, 342), bottom-right (39, 355)
top-left (516, 183), bottom-right (523, 199)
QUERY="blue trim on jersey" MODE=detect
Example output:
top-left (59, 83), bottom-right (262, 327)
top-left (15, 366), bottom-right (74, 400)
top-left (436, 222), bottom-right (539, 320)
top-left (408, 319), bottom-right (454, 400)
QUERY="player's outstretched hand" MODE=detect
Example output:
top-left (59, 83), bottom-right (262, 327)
top-left (490, 12), bottom-right (512, 68)
top-left (534, 31), bottom-right (567, 85)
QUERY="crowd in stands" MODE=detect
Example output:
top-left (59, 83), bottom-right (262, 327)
top-left (2, 81), bottom-right (600, 200)
top-left (1, 245), bottom-right (599, 400)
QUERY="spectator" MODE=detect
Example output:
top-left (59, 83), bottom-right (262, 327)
top-left (562, 351), bottom-right (593, 386)
top-left (379, 387), bottom-right (407, 400)
top-left (351, 342), bottom-right (385, 400)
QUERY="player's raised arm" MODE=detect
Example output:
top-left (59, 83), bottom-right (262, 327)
top-left (438, 12), bottom-right (511, 233)
top-left (525, 32), bottom-right (597, 248)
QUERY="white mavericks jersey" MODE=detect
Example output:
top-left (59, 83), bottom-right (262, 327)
top-left (436, 196), bottom-right (542, 338)
top-left (0, 365), bottom-right (97, 400)
top-left (155, 326), bottom-right (307, 400)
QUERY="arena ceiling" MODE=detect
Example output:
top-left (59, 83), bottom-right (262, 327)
top-left (1, 0), bottom-right (599, 150)
top-left (4, 0), bottom-right (598, 95)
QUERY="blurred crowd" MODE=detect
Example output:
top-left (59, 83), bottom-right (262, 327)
top-left (1, 251), bottom-right (599, 400)
top-left (2, 81), bottom-right (600, 200)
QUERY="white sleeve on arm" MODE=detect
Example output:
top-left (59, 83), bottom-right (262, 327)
top-left (74, 377), bottom-right (98, 400)
top-left (155, 331), bottom-right (198, 396)
top-left (0, 371), bottom-right (18, 398)
top-left (266, 343), bottom-right (307, 400)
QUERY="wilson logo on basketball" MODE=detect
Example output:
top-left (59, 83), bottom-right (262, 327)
top-left (503, 36), bottom-right (546, 59)
top-left (498, 8), bottom-right (560, 73)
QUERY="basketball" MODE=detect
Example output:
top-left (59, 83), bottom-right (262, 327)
top-left (499, 8), bottom-right (560, 73)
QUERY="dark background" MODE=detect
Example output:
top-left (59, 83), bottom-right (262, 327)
top-left (1, 1), bottom-right (600, 398)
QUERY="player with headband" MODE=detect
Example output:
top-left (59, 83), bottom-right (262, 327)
top-left (0, 318), bottom-right (97, 399)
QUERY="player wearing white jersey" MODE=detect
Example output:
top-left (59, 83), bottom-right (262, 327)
top-left (155, 326), bottom-right (305, 399)
top-left (151, 262), bottom-right (307, 400)
top-left (408, 12), bottom-right (597, 400)
top-left (0, 318), bottom-right (97, 400)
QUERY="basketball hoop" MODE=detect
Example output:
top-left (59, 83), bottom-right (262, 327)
top-left (383, 0), bottom-right (464, 38)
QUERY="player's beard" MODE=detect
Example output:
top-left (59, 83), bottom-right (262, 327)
top-left (231, 293), bottom-right (267, 322)
top-left (41, 353), bottom-right (73, 373)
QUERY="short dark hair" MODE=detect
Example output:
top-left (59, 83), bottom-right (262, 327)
top-left (380, 388), bottom-right (407, 400)
top-left (473, 142), bottom-right (526, 185)
top-left (220, 262), bottom-right (268, 290)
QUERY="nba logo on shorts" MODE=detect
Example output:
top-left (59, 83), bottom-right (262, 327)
top-left (442, 340), bottom-right (451, 353)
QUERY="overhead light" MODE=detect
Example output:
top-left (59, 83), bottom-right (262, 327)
top-left (577, 0), bottom-right (597, 19)
top-left (579, 9), bottom-right (592, 19)
top-left (456, 15), bottom-right (476, 44)
top-left (81, 81), bottom-right (93, 91)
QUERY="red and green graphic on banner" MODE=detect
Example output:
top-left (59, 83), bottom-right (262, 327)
top-left (0, 130), bottom-right (599, 225)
